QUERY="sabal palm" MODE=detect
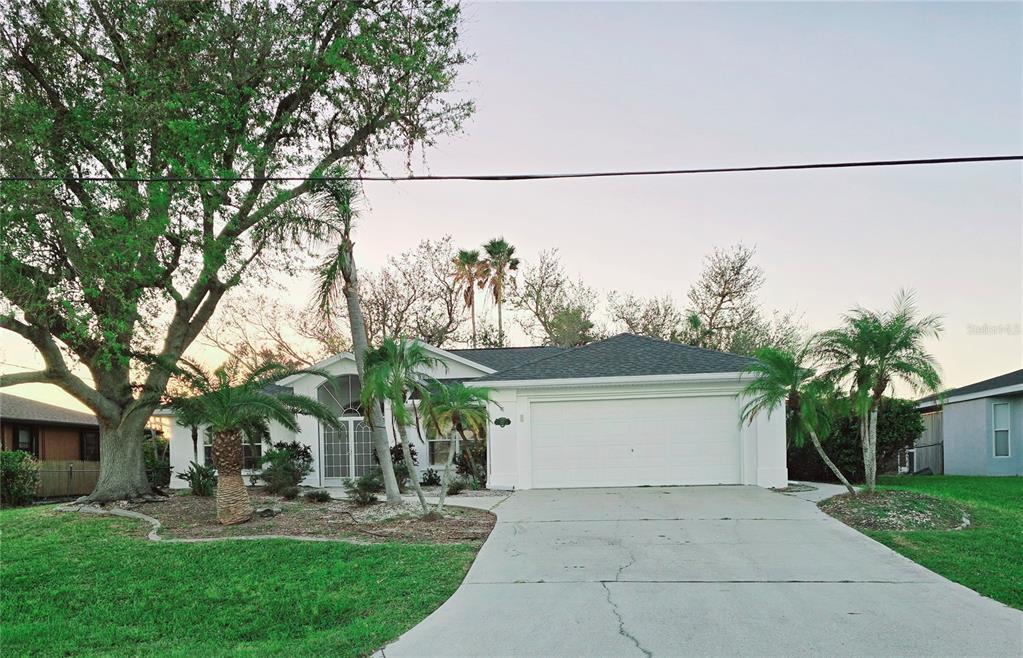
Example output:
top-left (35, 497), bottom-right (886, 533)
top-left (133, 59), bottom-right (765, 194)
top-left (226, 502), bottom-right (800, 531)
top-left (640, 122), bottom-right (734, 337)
top-left (741, 345), bottom-right (856, 495)
top-left (482, 238), bottom-right (519, 346)
top-left (453, 249), bottom-right (487, 347)
top-left (168, 361), bottom-right (342, 524)
top-left (421, 381), bottom-right (494, 510)
top-left (362, 338), bottom-right (441, 513)
top-left (817, 290), bottom-right (942, 492)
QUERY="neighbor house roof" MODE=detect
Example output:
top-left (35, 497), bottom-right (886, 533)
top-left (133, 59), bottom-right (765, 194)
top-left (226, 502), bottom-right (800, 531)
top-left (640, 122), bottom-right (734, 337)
top-left (0, 393), bottom-right (98, 427)
top-left (446, 346), bottom-right (567, 373)
top-left (476, 333), bottom-right (754, 382)
top-left (918, 368), bottom-right (1023, 407)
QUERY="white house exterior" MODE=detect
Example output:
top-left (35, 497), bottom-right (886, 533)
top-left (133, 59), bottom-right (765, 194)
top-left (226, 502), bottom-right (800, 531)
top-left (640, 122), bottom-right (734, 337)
top-left (165, 333), bottom-right (788, 490)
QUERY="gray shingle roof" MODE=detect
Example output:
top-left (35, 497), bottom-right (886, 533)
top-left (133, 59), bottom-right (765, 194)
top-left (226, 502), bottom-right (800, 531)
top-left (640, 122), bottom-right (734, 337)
top-left (447, 346), bottom-right (567, 372)
top-left (0, 393), bottom-right (98, 427)
top-left (476, 333), bottom-right (754, 382)
top-left (918, 368), bottom-right (1023, 405)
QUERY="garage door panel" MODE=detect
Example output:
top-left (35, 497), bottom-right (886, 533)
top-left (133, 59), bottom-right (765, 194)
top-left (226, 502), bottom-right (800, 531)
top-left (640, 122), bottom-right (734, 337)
top-left (530, 396), bottom-right (741, 488)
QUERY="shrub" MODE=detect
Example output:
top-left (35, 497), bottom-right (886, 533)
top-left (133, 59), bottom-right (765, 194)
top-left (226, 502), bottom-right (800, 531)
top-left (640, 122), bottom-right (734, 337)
top-left (304, 489), bottom-right (332, 503)
top-left (143, 431), bottom-right (171, 488)
top-left (376, 443), bottom-right (417, 492)
top-left (256, 441), bottom-right (314, 493)
top-left (0, 451), bottom-right (38, 507)
top-left (421, 468), bottom-right (441, 486)
top-left (280, 486), bottom-right (300, 500)
top-left (468, 477), bottom-right (483, 491)
top-left (344, 470), bottom-right (383, 505)
top-left (176, 461), bottom-right (216, 497)
top-left (446, 477), bottom-right (466, 496)
top-left (788, 397), bottom-right (925, 483)
top-left (454, 439), bottom-right (486, 488)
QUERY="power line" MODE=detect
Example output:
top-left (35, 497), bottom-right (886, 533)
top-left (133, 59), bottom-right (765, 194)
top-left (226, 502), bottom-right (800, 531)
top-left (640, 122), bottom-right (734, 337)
top-left (2, 154), bottom-right (1019, 183)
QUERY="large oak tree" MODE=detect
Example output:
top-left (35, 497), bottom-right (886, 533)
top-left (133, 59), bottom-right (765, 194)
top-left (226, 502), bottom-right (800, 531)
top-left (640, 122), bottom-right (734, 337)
top-left (0, 0), bottom-right (471, 501)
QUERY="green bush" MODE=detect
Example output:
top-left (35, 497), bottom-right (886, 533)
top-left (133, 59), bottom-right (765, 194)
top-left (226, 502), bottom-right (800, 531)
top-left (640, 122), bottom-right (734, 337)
top-left (445, 477), bottom-right (466, 497)
top-left (344, 470), bottom-right (383, 505)
top-left (421, 468), bottom-right (441, 486)
top-left (788, 397), bottom-right (925, 483)
top-left (176, 461), bottom-right (216, 497)
top-left (377, 443), bottom-right (416, 492)
top-left (454, 439), bottom-right (486, 488)
top-left (143, 431), bottom-right (171, 488)
top-left (280, 486), bottom-right (300, 500)
top-left (255, 441), bottom-right (313, 494)
top-left (304, 489), bottom-right (332, 503)
top-left (0, 451), bottom-right (38, 507)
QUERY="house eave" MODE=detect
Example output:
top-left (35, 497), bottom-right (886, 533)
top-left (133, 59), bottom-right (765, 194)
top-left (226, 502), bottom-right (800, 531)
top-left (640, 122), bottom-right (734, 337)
top-left (482, 371), bottom-right (751, 389)
top-left (917, 382), bottom-right (1023, 409)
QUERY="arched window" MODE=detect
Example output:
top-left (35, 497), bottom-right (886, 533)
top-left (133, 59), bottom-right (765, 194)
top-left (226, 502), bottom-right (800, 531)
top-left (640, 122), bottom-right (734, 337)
top-left (318, 375), bottom-right (363, 417)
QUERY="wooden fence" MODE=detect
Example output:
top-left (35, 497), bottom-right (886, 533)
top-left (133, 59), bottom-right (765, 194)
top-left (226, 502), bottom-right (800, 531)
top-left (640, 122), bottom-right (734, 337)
top-left (36, 460), bottom-right (100, 498)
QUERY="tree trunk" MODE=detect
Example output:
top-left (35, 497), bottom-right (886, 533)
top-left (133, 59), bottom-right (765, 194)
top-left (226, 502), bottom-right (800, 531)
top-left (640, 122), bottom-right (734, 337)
top-left (436, 431), bottom-right (459, 513)
top-left (470, 298), bottom-right (477, 348)
top-left (191, 425), bottom-right (199, 461)
top-left (865, 406), bottom-right (879, 493)
top-left (80, 415), bottom-right (152, 503)
top-left (808, 429), bottom-right (856, 496)
top-left (339, 241), bottom-right (402, 504)
top-left (396, 423), bottom-right (429, 513)
top-left (212, 428), bottom-right (251, 525)
top-left (496, 295), bottom-right (504, 346)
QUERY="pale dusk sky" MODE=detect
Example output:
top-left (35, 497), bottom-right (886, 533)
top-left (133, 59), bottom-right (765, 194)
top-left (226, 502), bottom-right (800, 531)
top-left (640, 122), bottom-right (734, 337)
top-left (3, 1), bottom-right (1021, 412)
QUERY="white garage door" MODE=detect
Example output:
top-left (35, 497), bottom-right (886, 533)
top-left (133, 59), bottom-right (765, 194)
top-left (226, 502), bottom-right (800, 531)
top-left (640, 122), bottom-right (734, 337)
top-left (530, 396), bottom-right (742, 488)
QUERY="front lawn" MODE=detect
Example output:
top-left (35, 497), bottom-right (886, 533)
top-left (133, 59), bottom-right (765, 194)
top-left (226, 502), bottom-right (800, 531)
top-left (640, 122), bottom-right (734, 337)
top-left (830, 476), bottom-right (1022, 610)
top-left (0, 506), bottom-right (480, 656)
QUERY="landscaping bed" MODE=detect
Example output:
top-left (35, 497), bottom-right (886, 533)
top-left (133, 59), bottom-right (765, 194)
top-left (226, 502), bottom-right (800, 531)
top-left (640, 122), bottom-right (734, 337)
top-left (118, 489), bottom-right (496, 543)
top-left (819, 489), bottom-right (969, 531)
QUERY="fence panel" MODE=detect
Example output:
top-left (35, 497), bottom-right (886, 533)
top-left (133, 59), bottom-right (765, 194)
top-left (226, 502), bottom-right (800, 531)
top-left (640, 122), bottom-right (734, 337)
top-left (36, 460), bottom-right (101, 498)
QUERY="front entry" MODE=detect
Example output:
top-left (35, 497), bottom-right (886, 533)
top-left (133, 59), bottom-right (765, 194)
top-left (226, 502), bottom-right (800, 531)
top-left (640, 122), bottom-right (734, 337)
top-left (321, 417), bottom-right (374, 486)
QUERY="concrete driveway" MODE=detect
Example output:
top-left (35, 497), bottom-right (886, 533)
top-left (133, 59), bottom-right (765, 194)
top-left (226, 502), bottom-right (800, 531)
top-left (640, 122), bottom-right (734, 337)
top-left (382, 486), bottom-right (1023, 657)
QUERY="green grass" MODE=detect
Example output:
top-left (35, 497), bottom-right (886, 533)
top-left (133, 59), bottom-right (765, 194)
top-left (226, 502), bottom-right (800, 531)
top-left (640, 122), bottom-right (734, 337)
top-left (0, 506), bottom-right (478, 656)
top-left (869, 475), bottom-right (1023, 609)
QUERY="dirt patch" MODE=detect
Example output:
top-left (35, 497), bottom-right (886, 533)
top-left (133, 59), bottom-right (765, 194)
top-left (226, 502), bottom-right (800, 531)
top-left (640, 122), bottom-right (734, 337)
top-left (771, 483), bottom-right (818, 493)
top-left (116, 490), bottom-right (495, 544)
top-left (418, 486), bottom-right (505, 498)
top-left (820, 490), bottom-right (969, 532)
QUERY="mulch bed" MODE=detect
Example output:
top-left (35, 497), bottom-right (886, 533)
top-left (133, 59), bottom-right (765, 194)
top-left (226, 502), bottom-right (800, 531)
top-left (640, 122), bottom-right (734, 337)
top-left (117, 490), bottom-right (496, 544)
top-left (819, 490), bottom-right (970, 532)
top-left (771, 483), bottom-right (818, 493)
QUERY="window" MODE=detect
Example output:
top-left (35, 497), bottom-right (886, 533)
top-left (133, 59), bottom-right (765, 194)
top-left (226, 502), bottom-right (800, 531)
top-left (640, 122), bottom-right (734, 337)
top-left (13, 425), bottom-right (38, 458)
top-left (318, 375), bottom-right (363, 417)
top-left (80, 430), bottom-right (100, 461)
top-left (993, 402), bottom-right (1010, 458)
top-left (429, 435), bottom-right (452, 466)
top-left (203, 428), bottom-right (264, 470)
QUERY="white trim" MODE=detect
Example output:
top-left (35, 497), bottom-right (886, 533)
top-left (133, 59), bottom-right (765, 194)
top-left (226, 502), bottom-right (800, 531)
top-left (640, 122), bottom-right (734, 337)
top-left (919, 382), bottom-right (1023, 408)
top-left (992, 401), bottom-right (1011, 458)
top-left (275, 353), bottom-right (357, 386)
top-left (480, 371), bottom-right (749, 389)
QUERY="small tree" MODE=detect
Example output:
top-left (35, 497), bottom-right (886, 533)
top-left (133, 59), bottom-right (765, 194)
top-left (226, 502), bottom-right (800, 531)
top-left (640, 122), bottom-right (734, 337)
top-left (481, 238), bottom-right (519, 346)
top-left (453, 249), bottom-right (488, 348)
top-left (167, 361), bottom-right (342, 524)
top-left (421, 381), bottom-right (494, 511)
top-left (741, 344), bottom-right (856, 495)
top-left (361, 338), bottom-right (440, 514)
top-left (817, 291), bottom-right (941, 492)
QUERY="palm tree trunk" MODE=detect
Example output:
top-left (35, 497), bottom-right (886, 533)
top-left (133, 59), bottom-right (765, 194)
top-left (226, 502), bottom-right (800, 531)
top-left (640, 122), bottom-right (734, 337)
top-left (865, 406), bottom-right (879, 493)
top-left (470, 296), bottom-right (477, 348)
top-left (808, 429), bottom-right (856, 496)
top-left (456, 427), bottom-right (482, 483)
top-left (436, 432), bottom-right (459, 513)
top-left (496, 292), bottom-right (504, 346)
top-left (212, 428), bottom-right (251, 525)
top-left (338, 241), bottom-right (402, 504)
top-left (396, 423), bottom-right (429, 513)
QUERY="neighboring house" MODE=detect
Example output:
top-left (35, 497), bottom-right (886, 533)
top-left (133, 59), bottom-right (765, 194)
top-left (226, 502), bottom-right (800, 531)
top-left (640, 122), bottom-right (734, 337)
top-left (914, 369), bottom-right (1023, 476)
top-left (164, 333), bottom-right (788, 490)
top-left (0, 392), bottom-right (100, 461)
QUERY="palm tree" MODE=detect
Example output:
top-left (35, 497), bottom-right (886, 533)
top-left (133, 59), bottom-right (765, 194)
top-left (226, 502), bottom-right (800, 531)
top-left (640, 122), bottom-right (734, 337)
top-left (313, 172), bottom-right (402, 504)
top-left (741, 344), bottom-right (856, 495)
top-left (452, 249), bottom-right (488, 347)
top-left (421, 381), bottom-right (494, 511)
top-left (167, 361), bottom-right (343, 525)
top-left (817, 291), bottom-right (942, 492)
top-left (361, 338), bottom-right (441, 514)
top-left (482, 238), bottom-right (519, 346)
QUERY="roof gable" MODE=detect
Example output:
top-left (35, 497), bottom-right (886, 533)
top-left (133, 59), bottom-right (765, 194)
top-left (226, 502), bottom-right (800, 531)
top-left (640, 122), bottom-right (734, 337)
top-left (0, 393), bottom-right (98, 427)
top-left (477, 333), bottom-right (754, 382)
top-left (446, 346), bottom-right (567, 372)
top-left (918, 368), bottom-right (1023, 405)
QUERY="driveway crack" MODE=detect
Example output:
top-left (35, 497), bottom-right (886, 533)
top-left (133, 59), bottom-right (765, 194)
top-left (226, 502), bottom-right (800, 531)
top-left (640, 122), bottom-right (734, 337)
top-left (601, 582), bottom-right (652, 657)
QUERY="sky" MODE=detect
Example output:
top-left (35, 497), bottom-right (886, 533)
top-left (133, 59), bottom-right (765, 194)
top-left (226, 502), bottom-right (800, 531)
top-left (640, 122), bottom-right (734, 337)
top-left (3, 1), bottom-right (1021, 412)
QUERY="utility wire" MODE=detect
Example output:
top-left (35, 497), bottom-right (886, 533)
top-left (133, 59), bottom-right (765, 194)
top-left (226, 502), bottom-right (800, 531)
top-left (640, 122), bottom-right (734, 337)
top-left (1, 154), bottom-right (1019, 183)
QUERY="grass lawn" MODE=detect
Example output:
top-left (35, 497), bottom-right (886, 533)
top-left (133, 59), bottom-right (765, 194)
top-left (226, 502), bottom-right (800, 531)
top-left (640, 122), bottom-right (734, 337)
top-left (0, 506), bottom-right (479, 657)
top-left (867, 476), bottom-right (1022, 610)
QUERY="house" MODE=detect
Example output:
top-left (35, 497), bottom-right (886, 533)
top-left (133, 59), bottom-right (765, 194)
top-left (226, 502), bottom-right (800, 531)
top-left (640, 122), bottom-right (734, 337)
top-left (0, 392), bottom-right (100, 461)
top-left (914, 368), bottom-right (1023, 476)
top-left (165, 333), bottom-right (788, 490)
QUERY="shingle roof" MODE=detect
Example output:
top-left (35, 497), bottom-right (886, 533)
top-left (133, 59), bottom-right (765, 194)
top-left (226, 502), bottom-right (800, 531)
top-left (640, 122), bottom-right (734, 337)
top-left (447, 346), bottom-right (567, 372)
top-left (918, 368), bottom-right (1023, 405)
top-left (476, 333), bottom-right (754, 382)
top-left (0, 393), bottom-right (98, 427)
